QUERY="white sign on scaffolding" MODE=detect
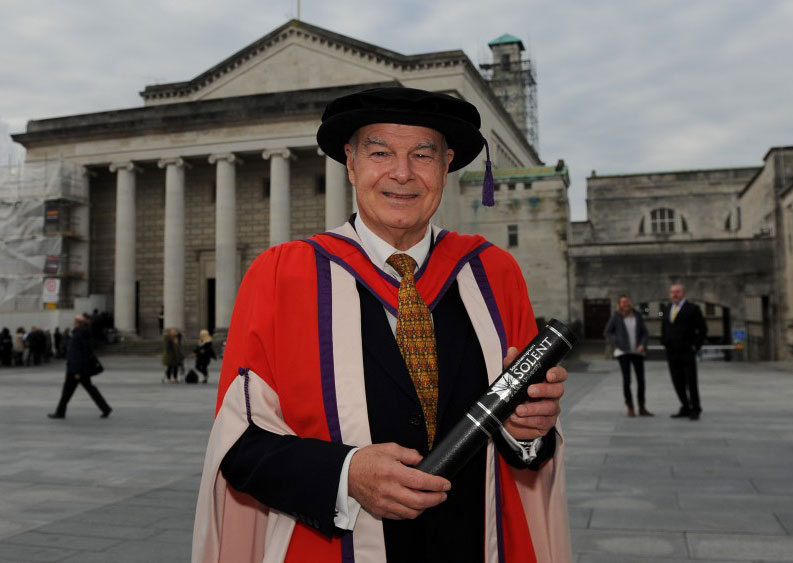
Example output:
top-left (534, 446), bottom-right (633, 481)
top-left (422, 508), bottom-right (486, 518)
top-left (42, 277), bottom-right (60, 304)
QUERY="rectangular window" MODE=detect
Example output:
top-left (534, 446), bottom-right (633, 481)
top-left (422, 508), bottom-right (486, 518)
top-left (262, 177), bottom-right (270, 199)
top-left (211, 181), bottom-right (216, 203)
top-left (508, 224), bottom-right (518, 247)
top-left (315, 174), bottom-right (326, 195)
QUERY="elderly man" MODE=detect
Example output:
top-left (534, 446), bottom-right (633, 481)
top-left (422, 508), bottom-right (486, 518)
top-left (193, 88), bottom-right (571, 563)
top-left (662, 283), bottom-right (707, 420)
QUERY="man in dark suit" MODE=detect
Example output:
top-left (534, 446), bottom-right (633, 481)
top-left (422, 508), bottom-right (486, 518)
top-left (662, 283), bottom-right (707, 420)
top-left (47, 314), bottom-right (112, 419)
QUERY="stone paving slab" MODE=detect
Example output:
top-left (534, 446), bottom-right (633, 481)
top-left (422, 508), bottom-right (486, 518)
top-left (589, 507), bottom-right (785, 535)
top-left (0, 355), bottom-right (791, 562)
top-left (565, 359), bottom-right (793, 562)
top-left (687, 533), bottom-right (793, 561)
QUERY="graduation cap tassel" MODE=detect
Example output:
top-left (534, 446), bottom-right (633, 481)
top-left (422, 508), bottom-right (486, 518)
top-left (482, 137), bottom-right (495, 207)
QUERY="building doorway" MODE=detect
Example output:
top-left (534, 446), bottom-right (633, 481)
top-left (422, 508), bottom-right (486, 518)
top-left (583, 298), bottom-right (611, 339)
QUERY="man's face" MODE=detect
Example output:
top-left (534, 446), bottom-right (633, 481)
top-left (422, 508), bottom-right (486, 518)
top-left (669, 285), bottom-right (684, 304)
top-left (345, 123), bottom-right (454, 250)
top-left (618, 296), bottom-right (633, 314)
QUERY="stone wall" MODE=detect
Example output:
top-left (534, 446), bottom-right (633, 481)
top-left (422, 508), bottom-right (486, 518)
top-left (459, 173), bottom-right (570, 324)
top-left (584, 168), bottom-right (759, 244)
top-left (571, 166), bottom-right (780, 359)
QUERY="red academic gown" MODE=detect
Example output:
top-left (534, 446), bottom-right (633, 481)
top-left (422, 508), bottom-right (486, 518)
top-left (192, 223), bottom-right (572, 563)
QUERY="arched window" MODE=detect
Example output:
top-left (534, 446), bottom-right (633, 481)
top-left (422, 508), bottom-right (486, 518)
top-left (650, 208), bottom-right (675, 234)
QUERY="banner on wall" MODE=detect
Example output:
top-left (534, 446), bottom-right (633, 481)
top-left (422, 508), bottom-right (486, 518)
top-left (42, 277), bottom-right (60, 305)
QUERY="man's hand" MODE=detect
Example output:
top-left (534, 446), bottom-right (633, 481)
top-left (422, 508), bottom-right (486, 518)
top-left (348, 443), bottom-right (451, 520)
top-left (501, 346), bottom-right (566, 441)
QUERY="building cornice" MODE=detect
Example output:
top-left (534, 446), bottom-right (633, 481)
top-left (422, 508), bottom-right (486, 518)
top-left (12, 81), bottom-right (399, 147)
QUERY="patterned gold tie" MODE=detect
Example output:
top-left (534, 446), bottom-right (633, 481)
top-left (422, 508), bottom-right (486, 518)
top-left (671, 304), bottom-right (679, 323)
top-left (387, 253), bottom-right (439, 447)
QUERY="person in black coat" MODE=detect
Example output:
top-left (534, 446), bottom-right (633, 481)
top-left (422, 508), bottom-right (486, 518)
top-left (194, 329), bottom-right (217, 384)
top-left (604, 295), bottom-right (653, 417)
top-left (48, 315), bottom-right (112, 419)
top-left (662, 283), bottom-right (707, 420)
top-left (53, 327), bottom-right (62, 359)
top-left (0, 327), bottom-right (12, 366)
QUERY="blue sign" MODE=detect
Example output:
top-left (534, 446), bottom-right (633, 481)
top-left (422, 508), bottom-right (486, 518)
top-left (733, 329), bottom-right (746, 341)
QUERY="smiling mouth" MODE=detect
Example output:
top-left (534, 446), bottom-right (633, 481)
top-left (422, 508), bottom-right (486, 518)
top-left (382, 191), bottom-right (418, 200)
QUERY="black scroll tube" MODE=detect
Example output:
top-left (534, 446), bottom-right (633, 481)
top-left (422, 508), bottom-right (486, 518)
top-left (417, 318), bottom-right (576, 479)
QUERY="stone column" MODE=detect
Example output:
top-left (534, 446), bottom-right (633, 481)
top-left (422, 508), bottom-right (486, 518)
top-left (263, 149), bottom-right (292, 246)
top-left (158, 157), bottom-right (187, 333)
top-left (209, 153), bottom-right (239, 336)
top-left (109, 162), bottom-right (138, 335)
top-left (320, 149), bottom-right (349, 229)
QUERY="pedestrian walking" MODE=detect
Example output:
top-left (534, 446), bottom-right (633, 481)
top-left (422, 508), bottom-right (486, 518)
top-left (193, 329), bottom-right (217, 384)
top-left (47, 315), bottom-right (111, 419)
top-left (604, 295), bottom-right (653, 417)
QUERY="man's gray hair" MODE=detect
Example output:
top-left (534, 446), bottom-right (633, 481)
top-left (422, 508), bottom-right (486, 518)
top-left (347, 131), bottom-right (449, 165)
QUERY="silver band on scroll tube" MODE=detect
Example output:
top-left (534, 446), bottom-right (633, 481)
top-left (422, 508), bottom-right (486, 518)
top-left (477, 402), bottom-right (503, 427)
top-left (549, 325), bottom-right (573, 349)
top-left (467, 413), bottom-right (492, 437)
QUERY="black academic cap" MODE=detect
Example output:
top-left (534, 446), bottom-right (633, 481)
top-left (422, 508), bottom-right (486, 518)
top-left (317, 87), bottom-right (488, 172)
top-left (317, 87), bottom-right (495, 205)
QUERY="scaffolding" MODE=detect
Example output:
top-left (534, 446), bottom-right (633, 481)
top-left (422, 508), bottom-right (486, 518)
top-left (0, 161), bottom-right (88, 312)
top-left (479, 42), bottom-right (539, 151)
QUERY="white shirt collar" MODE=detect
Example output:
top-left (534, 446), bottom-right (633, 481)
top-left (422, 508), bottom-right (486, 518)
top-left (354, 214), bottom-right (432, 278)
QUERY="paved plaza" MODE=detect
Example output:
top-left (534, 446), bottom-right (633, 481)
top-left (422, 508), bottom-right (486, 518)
top-left (0, 353), bottom-right (791, 562)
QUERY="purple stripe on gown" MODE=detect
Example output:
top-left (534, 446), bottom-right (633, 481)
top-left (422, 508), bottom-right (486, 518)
top-left (314, 253), bottom-right (355, 562)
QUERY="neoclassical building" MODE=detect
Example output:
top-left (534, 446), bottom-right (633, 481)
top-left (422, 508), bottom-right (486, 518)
top-left (569, 146), bottom-right (793, 360)
top-left (10, 20), bottom-right (571, 340)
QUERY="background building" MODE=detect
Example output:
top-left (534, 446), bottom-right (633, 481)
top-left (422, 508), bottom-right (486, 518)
top-left (7, 20), bottom-right (563, 342)
top-left (5, 19), bottom-right (791, 360)
top-left (569, 150), bottom-right (793, 361)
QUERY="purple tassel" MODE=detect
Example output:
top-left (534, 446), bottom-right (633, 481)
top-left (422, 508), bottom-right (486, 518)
top-left (482, 137), bottom-right (495, 207)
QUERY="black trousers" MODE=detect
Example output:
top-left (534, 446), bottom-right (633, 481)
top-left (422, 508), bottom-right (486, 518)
top-left (55, 372), bottom-right (111, 415)
top-left (617, 353), bottom-right (646, 406)
top-left (666, 351), bottom-right (700, 412)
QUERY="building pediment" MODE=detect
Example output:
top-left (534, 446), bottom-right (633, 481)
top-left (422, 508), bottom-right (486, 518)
top-left (140, 19), bottom-right (468, 105)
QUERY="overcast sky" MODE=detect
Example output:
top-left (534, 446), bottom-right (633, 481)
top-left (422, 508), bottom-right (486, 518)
top-left (1, 0), bottom-right (791, 220)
